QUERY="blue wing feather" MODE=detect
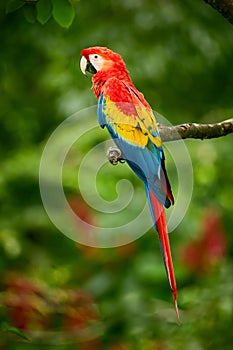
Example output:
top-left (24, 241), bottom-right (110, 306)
top-left (98, 93), bottom-right (172, 208)
top-left (105, 121), bottom-right (167, 206)
top-left (97, 94), bottom-right (106, 128)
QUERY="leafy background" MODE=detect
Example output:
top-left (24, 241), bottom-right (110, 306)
top-left (0, 0), bottom-right (233, 349)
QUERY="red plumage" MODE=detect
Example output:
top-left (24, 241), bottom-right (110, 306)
top-left (148, 190), bottom-right (179, 322)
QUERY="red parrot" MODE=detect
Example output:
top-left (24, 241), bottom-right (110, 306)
top-left (80, 47), bottom-right (180, 322)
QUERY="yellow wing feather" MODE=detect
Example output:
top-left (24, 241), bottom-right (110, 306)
top-left (104, 98), bottom-right (162, 148)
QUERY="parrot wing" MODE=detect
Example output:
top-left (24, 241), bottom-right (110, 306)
top-left (98, 77), bottom-right (174, 208)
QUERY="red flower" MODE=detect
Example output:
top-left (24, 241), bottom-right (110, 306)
top-left (63, 290), bottom-right (99, 332)
top-left (180, 209), bottom-right (227, 274)
top-left (2, 274), bottom-right (51, 331)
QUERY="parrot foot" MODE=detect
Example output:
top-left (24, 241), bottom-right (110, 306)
top-left (106, 147), bottom-right (125, 165)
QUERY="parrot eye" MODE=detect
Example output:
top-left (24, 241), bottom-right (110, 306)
top-left (89, 54), bottom-right (104, 72)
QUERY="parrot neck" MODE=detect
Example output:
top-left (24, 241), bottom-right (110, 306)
top-left (92, 67), bottom-right (131, 99)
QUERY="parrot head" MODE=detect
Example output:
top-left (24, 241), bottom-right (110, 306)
top-left (80, 46), bottom-right (128, 79)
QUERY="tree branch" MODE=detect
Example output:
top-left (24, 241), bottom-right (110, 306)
top-left (159, 118), bottom-right (233, 141)
top-left (203, 0), bottom-right (233, 25)
top-left (106, 118), bottom-right (233, 164)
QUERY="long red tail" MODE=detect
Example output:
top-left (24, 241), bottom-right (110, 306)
top-left (148, 189), bottom-right (180, 323)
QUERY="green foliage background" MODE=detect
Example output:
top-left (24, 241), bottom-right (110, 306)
top-left (0, 0), bottom-right (233, 349)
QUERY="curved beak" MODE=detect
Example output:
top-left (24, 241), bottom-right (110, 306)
top-left (80, 56), bottom-right (87, 75)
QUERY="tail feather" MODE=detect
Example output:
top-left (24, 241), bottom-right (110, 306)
top-left (147, 188), bottom-right (180, 324)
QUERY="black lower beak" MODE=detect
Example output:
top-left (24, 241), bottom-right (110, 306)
top-left (86, 60), bottom-right (97, 75)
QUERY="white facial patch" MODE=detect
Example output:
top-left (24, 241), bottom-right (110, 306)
top-left (89, 54), bottom-right (104, 72)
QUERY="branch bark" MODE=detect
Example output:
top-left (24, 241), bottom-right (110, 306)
top-left (159, 118), bottom-right (233, 141)
top-left (106, 118), bottom-right (233, 164)
top-left (203, 0), bottom-right (233, 25)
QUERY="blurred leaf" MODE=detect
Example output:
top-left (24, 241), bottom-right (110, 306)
top-left (36, 0), bottom-right (52, 25)
top-left (23, 4), bottom-right (37, 23)
top-left (52, 0), bottom-right (75, 28)
top-left (5, 0), bottom-right (24, 14)
top-left (1, 322), bottom-right (30, 341)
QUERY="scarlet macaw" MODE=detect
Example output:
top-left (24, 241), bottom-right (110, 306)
top-left (80, 47), bottom-right (180, 322)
